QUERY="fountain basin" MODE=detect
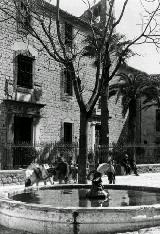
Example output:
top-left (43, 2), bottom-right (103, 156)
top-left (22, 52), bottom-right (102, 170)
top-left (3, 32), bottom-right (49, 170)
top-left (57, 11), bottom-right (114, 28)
top-left (1, 184), bottom-right (160, 234)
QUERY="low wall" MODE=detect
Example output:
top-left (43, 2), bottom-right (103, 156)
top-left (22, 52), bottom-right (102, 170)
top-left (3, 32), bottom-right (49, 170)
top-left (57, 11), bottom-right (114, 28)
top-left (137, 164), bottom-right (160, 173)
top-left (116, 164), bottom-right (160, 175)
top-left (0, 170), bottom-right (25, 186)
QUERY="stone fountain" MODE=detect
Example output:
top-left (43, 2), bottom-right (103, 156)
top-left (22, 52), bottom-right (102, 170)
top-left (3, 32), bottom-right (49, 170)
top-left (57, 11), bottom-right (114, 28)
top-left (1, 183), bottom-right (160, 233)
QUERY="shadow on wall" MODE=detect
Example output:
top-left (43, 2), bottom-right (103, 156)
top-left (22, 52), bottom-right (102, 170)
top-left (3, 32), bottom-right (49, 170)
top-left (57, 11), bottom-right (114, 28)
top-left (112, 116), bottom-right (129, 164)
top-left (0, 101), bottom-right (11, 169)
top-left (111, 115), bottom-right (159, 164)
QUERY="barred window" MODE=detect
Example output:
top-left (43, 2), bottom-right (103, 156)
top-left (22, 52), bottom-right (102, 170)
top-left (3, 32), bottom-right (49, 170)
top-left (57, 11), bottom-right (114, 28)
top-left (98, 97), bottom-right (101, 110)
top-left (95, 124), bottom-right (101, 145)
top-left (64, 122), bottom-right (72, 143)
top-left (17, 55), bottom-right (33, 89)
top-left (64, 69), bottom-right (73, 96)
top-left (17, 0), bottom-right (31, 31)
top-left (65, 22), bottom-right (73, 48)
top-left (93, 4), bottom-right (101, 18)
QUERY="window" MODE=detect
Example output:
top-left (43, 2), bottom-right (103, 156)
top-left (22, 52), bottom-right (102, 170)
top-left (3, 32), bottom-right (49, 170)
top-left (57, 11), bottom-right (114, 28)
top-left (65, 22), bottom-right (73, 48)
top-left (17, 0), bottom-right (31, 31)
top-left (156, 109), bottom-right (160, 131)
top-left (17, 55), bottom-right (33, 89)
top-left (95, 124), bottom-right (101, 145)
top-left (14, 116), bottom-right (33, 144)
top-left (98, 97), bottom-right (101, 110)
top-left (64, 122), bottom-right (72, 143)
top-left (64, 69), bottom-right (73, 96)
top-left (93, 4), bottom-right (101, 18)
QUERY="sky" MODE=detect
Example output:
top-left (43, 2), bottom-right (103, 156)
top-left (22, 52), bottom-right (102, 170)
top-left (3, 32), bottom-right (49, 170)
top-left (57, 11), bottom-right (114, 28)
top-left (50, 0), bottom-right (160, 74)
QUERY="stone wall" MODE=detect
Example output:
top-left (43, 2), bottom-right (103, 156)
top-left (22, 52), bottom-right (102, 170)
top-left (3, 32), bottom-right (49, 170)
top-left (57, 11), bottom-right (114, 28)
top-left (137, 164), bottom-right (160, 174)
top-left (0, 170), bottom-right (25, 186)
top-left (0, 2), bottom-right (126, 169)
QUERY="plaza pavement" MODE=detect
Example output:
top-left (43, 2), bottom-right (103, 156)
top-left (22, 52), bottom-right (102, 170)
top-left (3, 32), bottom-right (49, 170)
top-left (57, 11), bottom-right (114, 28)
top-left (0, 172), bottom-right (160, 192)
top-left (103, 172), bottom-right (160, 188)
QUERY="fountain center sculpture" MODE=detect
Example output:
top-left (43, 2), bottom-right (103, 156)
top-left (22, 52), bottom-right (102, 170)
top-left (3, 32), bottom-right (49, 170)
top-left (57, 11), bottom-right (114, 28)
top-left (86, 171), bottom-right (108, 199)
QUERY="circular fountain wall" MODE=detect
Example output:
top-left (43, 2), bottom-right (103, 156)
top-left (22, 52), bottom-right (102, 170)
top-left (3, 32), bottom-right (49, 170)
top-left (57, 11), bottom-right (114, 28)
top-left (1, 184), bottom-right (160, 234)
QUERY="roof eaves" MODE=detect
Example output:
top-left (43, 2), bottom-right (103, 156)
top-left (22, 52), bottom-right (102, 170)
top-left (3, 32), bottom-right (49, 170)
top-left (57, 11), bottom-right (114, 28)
top-left (43, 1), bottom-right (89, 29)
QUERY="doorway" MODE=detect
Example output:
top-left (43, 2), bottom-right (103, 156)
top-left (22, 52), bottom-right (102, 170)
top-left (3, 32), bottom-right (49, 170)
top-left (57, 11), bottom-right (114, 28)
top-left (13, 116), bottom-right (33, 168)
top-left (14, 116), bottom-right (33, 144)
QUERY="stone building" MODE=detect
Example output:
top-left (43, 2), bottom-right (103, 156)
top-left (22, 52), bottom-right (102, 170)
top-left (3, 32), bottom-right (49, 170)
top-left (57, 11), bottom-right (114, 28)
top-left (139, 74), bottom-right (160, 163)
top-left (0, 0), bottom-right (127, 169)
top-left (118, 65), bottom-right (160, 164)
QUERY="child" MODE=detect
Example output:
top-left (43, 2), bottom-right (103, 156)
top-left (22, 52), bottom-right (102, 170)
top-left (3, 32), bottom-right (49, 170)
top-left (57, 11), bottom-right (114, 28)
top-left (71, 162), bottom-right (78, 183)
top-left (107, 159), bottom-right (115, 184)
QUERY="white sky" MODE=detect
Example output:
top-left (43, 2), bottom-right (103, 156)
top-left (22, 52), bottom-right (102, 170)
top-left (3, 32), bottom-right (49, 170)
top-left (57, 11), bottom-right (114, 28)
top-left (51, 0), bottom-right (160, 74)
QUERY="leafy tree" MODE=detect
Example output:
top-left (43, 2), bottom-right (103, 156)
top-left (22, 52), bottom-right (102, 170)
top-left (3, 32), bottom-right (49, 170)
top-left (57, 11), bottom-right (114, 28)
top-left (109, 72), bottom-right (160, 151)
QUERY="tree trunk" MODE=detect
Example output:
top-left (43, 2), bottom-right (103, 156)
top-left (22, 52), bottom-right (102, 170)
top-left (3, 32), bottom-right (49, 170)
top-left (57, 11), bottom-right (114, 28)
top-left (100, 83), bottom-right (109, 162)
top-left (128, 100), bottom-right (137, 161)
top-left (78, 111), bottom-right (89, 184)
top-left (128, 100), bottom-right (136, 144)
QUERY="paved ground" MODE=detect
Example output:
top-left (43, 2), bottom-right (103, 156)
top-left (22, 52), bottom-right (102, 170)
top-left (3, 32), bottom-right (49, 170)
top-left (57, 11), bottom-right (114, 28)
top-left (1, 173), bottom-right (160, 234)
top-left (103, 172), bottom-right (160, 187)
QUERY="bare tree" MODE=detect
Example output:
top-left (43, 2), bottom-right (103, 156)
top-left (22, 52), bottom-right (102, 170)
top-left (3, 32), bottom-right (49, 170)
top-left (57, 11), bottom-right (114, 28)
top-left (0, 0), bottom-right (160, 183)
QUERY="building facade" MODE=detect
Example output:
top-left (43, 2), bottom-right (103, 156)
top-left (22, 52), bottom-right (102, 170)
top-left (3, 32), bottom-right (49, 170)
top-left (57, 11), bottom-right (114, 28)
top-left (0, 0), bottom-right (127, 169)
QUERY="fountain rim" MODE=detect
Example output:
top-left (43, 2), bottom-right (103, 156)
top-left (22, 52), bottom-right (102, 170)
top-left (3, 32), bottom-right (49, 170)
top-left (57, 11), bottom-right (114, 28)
top-left (2, 183), bottom-right (160, 211)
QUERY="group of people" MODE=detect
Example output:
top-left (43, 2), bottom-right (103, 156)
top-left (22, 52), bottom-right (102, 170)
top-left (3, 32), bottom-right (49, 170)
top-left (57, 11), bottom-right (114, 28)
top-left (121, 153), bottom-right (139, 176)
top-left (94, 152), bottom-right (139, 185)
top-left (51, 152), bottom-right (139, 185)
top-left (25, 156), bottom-right (78, 187)
top-left (25, 151), bottom-right (139, 187)
top-left (106, 152), bottom-right (139, 184)
top-left (52, 156), bottom-right (78, 184)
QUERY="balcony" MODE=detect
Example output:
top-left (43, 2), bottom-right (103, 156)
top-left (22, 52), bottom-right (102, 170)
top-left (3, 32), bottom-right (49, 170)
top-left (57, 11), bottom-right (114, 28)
top-left (5, 79), bottom-right (43, 104)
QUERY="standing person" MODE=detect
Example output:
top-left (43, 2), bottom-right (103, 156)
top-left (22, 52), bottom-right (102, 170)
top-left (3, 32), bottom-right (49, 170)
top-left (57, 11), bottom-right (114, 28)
top-left (55, 156), bottom-right (69, 184)
top-left (71, 161), bottom-right (78, 183)
top-left (129, 157), bottom-right (139, 176)
top-left (121, 153), bottom-right (131, 175)
top-left (106, 159), bottom-right (116, 184)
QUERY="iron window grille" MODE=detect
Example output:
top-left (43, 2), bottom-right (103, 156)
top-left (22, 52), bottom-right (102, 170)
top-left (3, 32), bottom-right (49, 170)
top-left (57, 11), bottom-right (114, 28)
top-left (64, 122), bottom-right (73, 143)
top-left (17, 0), bottom-right (31, 32)
top-left (64, 69), bottom-right (73, 96)
top-left (17, 55), bottom-right (33, 89)
top-left (65, 22), bottom-right (73, 48)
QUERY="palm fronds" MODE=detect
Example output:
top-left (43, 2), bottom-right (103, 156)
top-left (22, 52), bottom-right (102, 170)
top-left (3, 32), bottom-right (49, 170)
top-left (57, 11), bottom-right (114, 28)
top-left (109, 72), bottom-right (160, 117)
